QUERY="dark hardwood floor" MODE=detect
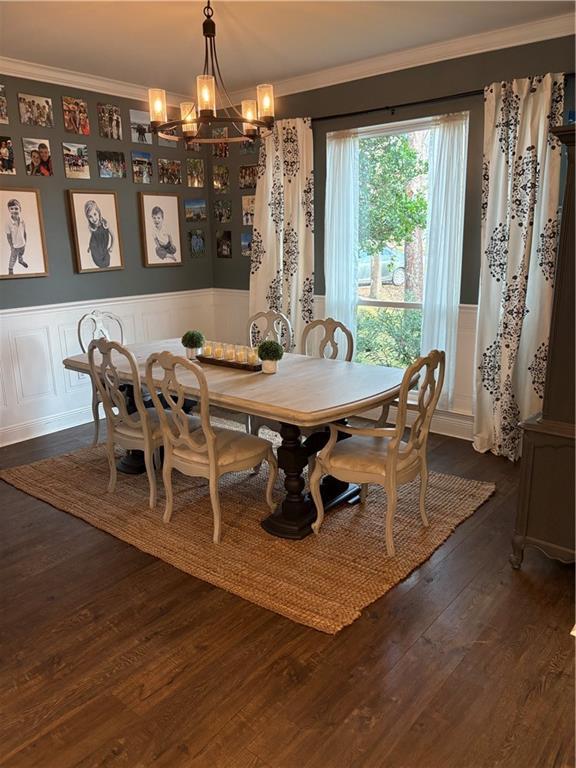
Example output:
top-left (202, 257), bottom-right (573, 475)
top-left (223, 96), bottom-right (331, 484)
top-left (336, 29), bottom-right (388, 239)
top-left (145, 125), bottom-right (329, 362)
top-left (0, 423), bottom-right (573, 768)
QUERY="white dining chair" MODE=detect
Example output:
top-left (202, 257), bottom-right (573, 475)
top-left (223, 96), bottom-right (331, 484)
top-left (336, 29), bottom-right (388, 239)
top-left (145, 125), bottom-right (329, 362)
top-left (247, 310), bottom-right (294, 351)
top-left (78, 310), bottom-right (125, 446)
top-left (145, 350), bottom-right (278, 543)
top-left (309, 350), bottom-right (445, 557)
top-left (300, 317), bottom-right (354, 361)
top-left (88, 338), bottom-right (163, 509)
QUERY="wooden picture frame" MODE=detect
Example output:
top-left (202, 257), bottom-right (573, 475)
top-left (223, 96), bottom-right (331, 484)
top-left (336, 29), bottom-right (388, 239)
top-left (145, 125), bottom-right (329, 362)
top-left (68, 190), bottom-right (124, 273)
top-left (139, 192), bottom-right (183, 268)
top-left (0, 188), bottom-right (48, 279)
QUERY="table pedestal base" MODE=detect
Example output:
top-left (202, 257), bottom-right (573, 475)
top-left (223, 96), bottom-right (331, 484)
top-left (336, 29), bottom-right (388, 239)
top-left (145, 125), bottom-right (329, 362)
top-left (116, 450), bottom-right (146, 474)
top-left (261, 422), bottom-right (360, 540)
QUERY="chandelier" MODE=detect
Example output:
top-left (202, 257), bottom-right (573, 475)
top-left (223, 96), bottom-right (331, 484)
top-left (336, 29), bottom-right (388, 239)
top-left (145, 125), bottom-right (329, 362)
top-left (148, 0), bottom-right (275, 145)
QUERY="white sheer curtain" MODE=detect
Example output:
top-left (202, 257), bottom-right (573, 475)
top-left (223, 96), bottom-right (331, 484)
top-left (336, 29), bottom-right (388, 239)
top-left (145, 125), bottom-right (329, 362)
top-left (325, 132), bottom-right (359, 346)
top-left (421, 112), bottom-right (469, 409)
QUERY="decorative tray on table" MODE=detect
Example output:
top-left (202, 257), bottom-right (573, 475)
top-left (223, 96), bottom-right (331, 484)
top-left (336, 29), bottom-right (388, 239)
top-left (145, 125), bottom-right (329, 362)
top-left (195, 355), bottom-right (262, 372)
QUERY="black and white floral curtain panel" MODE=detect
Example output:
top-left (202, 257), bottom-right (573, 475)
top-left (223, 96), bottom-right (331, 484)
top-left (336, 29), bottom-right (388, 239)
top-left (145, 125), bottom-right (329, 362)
top-left (249, 118), bottom-right (315, 346)
top-left (473, 73), bottom-right (565, 460)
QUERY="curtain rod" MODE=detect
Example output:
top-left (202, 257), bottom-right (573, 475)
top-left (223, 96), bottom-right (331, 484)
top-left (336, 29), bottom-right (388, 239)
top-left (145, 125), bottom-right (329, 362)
top-left (312, 88), bottom-right (484, 124)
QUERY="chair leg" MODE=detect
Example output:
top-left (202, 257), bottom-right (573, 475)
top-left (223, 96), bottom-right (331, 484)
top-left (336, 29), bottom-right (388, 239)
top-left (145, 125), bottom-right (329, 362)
top-left (144, 443), bottom-right (157, 509)
top-left (209, 476), bottom-right (222, 544)
top-left (360, 483), bottom-right (368, 504)
top-left (384, 482), bottom-right (397, 557)
top-left (91, 388), bottom-right (100, 446)
top-left (419, 458), bottom-right (429, 528)
top-left (162, 456), bottom-right (174, 523)
top-left (106, 436), bottom-right (117, 493)
top-left (251, 461), bottom-right (262, 477)
top-left (307, 455), bottom-right (316, 481)
top-left (310, 462), bottom-right (325, 535)
top-left (264, 449), bottom-right (278, 512)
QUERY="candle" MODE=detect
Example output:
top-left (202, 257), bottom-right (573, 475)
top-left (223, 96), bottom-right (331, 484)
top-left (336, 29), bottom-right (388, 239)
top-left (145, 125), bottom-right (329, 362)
top-left (214, 343), bottom-right (224, 359)
top-left (236, 345), bottom-right (248, 363)
top-left (247, 348), bottom-right (258, 365)
top-left (226, 344), bottom-right (236, 361)
top-left (203, 340), bottom-right (213, 357)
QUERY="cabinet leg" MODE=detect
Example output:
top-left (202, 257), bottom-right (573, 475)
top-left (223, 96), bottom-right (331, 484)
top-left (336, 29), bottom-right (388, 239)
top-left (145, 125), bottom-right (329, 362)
top-left (509, 535), bottom-right (525, 570)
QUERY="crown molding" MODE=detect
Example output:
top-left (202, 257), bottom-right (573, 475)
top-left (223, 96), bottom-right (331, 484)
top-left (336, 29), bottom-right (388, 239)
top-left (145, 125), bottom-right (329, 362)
top-left (229, 13), bottom-right (574, 104)
top-left (0, 56), bottom-right (192, 106)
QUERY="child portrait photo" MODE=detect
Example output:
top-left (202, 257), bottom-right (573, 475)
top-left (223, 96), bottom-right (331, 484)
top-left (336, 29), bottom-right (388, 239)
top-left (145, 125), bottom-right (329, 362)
top-left (97, 103), bottom-right (123, 140)
top-left (213, 164), bottom-right (229, 194)
top-left (130, 110), bottom-right (152, 144)
top-left (185, 198), bottom-right (207, 222)
top-left (242, 194), bottom-right (255, 225)
top-left (239, 164), bottom-right (258, 189)
top-left (18, 93), bottom-right (54, 127)
top-left (1, 189), bottom-right (48, 279)
top-left (216, 229), bottom-right (232, 258)
top-left (62, 97), bottom-right (90, 135)
top-left (186, 158), bottom-right (204, 188)
top-left (214, 200), bottom-right (231, 223)
top-left (158, 159), bottom-right (182, 184)
top-left (63, 142), bottom-right (90, 179)
top-left (212, 127), bottom-right (229, 158)
top-left (139, 192), bottom-right (182, 267)
top-left (188, 229), bottom-right (205, 258)
top-left (97, 150), bottom-right (126, 178)
top-left (23, 138), bottom-right (53, 176)
top-left (240, 138), bottom-right (258, 155)
top-left (0, 85), bottom-right (8, 125)
top-left (68, 191), bottom-right (123, 272)
top-left (132, 151), bottom-right (153, 184)
top-left (0, 136), bottom-right (16, 174)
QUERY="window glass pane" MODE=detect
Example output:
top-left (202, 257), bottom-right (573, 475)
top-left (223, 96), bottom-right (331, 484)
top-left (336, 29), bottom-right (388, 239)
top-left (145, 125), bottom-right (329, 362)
top-left (355, 305), bottom-right (422, 368)
top-left (358, 130), bottom-right (429, 303)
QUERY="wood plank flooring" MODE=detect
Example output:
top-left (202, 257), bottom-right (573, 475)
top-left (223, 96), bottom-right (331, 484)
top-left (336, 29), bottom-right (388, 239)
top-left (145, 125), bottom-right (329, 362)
top-left (0, 423), bottom-right (573, 768)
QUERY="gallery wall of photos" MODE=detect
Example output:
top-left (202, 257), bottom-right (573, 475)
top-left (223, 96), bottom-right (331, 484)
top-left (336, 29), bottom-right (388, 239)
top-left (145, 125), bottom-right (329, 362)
top-left (0, 74), bottom-right (259, 309)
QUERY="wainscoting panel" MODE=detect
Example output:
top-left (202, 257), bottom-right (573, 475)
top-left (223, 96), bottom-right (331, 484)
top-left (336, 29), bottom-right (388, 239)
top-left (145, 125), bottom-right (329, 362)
top-left (0, 289), bottom-right (476, 445)
top-left (0, 289), bottom-right (214, 446)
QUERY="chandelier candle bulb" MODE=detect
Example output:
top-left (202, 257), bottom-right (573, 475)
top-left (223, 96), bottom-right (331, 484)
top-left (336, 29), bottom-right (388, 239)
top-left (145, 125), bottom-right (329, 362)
top-left (180, 102), bottom-right (197, 134)
top-left (257, 84), bottom-right (275, 121)
top-left (197, 75), bottom-right (216, 115)
top-left (148, 89), bottom-right (167, 125)
top-left (242, 99), bottom-right (258, 135)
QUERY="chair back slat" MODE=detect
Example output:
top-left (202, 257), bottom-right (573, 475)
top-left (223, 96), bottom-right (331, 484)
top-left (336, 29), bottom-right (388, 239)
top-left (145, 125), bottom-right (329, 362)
top-left (87, 338), bottom-right (148, 432)
top-left (392, 349), bottom-right (445, 460)
top-left (78, 310), bottom-right (124, 353)
top-left (247, 310), bottom-right (294, 351)
top-left (301, 318), bottom-right (354, 361)
top-left (145, 351), bottom-right (216, 459)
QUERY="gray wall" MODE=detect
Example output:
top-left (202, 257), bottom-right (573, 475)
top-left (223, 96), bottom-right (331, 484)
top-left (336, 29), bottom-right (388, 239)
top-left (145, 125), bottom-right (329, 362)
top-left (212, 35), bottom-right (575, 304)
top-left (0, 75), bottom-right (213, 310)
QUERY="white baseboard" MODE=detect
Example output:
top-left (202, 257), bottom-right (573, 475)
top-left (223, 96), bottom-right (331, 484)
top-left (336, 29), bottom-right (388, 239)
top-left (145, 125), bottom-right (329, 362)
top-left (0, 289), bottom-right (477, 446)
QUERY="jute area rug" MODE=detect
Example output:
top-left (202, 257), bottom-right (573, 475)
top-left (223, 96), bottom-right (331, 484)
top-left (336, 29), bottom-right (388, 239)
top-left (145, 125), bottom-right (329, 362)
top-left (0, 424), bottom-right (495, 634)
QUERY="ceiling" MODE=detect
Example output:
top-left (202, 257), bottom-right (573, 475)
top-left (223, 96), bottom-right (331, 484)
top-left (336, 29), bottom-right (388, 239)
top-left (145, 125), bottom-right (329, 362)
top-left (0, 1), bottom-right (573, 97)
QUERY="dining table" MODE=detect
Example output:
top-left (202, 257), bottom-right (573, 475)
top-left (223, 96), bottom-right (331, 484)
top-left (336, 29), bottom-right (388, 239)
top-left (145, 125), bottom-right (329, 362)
top-left (63, 338), bottom-right (409, 540)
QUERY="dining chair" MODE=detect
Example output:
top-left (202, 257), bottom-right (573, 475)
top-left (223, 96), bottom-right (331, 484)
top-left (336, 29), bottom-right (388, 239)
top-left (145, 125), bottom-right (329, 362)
top-left (145, 351), bottom-right (278, 543)
top-left (300, 317), bottom-right (354, 361)
top-left (247, 310), bottom-right (294, 352)
top-left (78, 310), bottom-right (125, 446)
top-left (309, 349), bottom-right (445, 557)
top-left (88, 338), bottom-right (163, 509)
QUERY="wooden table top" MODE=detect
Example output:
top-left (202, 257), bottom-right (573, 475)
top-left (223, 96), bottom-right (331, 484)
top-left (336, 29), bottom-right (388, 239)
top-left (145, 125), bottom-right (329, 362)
top-left (63, 338), bottom-right (408, 427)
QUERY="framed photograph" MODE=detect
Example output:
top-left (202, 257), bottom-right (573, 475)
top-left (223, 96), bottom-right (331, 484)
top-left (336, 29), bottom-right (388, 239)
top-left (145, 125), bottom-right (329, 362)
top-left (62, 96), bottom-right (90, 135)
top-left (214, 199), bottom-right (231, 223)
top-left (158, 158), bottom-right (182, 184)
top-left (185, 139), bottom-right (201, 153)
top-left (130, 109), bottom-right (152, 144)
top-left (1, 189), bottom-right (48, 279)
top-left (63, 142), bottom-right (90, 179)
top-left (97, 103), bottom-right (123, 140)
top-left (132, 151), bottom-right (153, 184)
top-left (241, 230), bottom-right (253, 258)
top-left (184, 198), bottom-right (207, 222)
top-left (158, 113), bottom-right (179, 147)
top-left (0, 85), bottom-right (8, 125)
top-left (212, 127), bottom-right (229, 158)
top-left (213, 164), bottom-right (229, 194)
top-left (18, 93), bottom-right (54, 127)
top-left (23, 138), bottom-right (53, 176)
top-left (188, 228), bottom-right (205, 258)
top-left (0, 136), bottom-right (16, 174)
top-left (68, 190), bottom-right (123, 272)
top-left (242, 194), bottom-right (255, 225)
top-left (240, 138), bottom-right (258, 155)
top-left (239, 164), bottom-right (258, 189)
top-left (97, 150), bottom-right (126, 179)
top-left (216, 228), bottom-right (232, 258)
top-left (186, 158), bottom-right (204, 188)
top-left (139, 192), bottom-right (182, 267)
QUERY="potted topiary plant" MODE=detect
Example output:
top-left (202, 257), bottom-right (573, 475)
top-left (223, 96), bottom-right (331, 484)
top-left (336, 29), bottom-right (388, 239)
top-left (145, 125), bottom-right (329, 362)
top-left (258, 339), bottom-right (284, 374)
top-left (181, 329), bottom-right (204, 359)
